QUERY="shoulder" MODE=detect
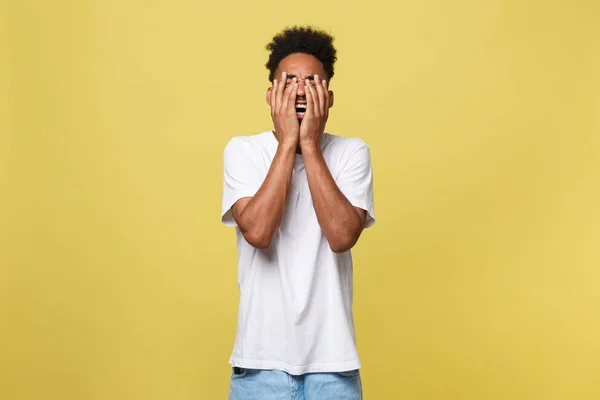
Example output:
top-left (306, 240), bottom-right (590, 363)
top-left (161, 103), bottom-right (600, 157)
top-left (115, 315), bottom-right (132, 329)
top-left (224, 131), bottom-right (273, 157)
top-left (324, 133), bottom-right (369, 151)
top-left (323, 133), bottom-right (370, 161)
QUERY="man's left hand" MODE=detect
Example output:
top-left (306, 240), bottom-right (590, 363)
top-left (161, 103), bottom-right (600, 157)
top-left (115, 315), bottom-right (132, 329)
top-left (300, 74), bottom-right (330, 150)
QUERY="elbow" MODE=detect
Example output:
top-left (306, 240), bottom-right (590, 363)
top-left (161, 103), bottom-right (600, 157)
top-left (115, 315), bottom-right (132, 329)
top-left (328, 223), bottom-right (364, 253)
top-left (243, 229), bottom-right (273, 250)
top-left (328, 234), bottom-right (358, 254)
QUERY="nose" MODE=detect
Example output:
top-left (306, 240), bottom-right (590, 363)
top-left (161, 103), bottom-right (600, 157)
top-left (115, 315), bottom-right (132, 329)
top-left (296, 80), bottom-right (306, 97)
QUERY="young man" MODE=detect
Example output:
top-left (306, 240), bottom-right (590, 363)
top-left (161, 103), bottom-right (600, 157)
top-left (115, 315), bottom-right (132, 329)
top-left (221, 26), bottom-right (375, 400)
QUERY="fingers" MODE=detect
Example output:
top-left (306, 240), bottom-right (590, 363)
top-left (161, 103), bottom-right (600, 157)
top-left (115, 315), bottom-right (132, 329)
top-left (270, 78), bottom-right (278, 117)
top-left (305, 78), bottom-right (318, 117)
top-left (280, 77), bottom-right (297, 113)
top-left (322, 78), bottom-right (329, 117)
top-left (287, 78), bottom-right (298, 114)
top-left (305, 79), bottom-right (314, 117)
top-left (314, 75), bottom-right (327, 116)
top-left (275, 72), bottom-right (287, 114)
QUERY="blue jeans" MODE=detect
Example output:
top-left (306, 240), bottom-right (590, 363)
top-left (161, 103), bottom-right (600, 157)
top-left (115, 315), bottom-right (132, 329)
top-left (228, 368), bottom-right (362, 400)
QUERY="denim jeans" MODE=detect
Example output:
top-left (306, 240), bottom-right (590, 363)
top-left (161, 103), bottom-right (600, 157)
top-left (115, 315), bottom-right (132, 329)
top-left (228, 368), bottom-right (362, 400)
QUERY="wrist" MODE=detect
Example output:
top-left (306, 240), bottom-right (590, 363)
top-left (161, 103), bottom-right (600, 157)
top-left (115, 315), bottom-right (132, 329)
top-left (278, 140), bottom-right (298, 154)
top-left (273, 130), bottom-right (298, 150)
top-left (300, 140), bottom-right (320, 154)
top-left (299, 129), bottom-right (322, 149)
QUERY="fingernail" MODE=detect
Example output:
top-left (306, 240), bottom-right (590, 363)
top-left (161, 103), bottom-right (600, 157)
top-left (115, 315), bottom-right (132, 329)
top-left (282, 72), bottom-right (286, 77)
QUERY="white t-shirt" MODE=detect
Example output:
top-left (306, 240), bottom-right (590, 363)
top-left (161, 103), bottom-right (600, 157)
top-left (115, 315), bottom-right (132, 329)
top-left (221, 130), bottom-right (375, 375)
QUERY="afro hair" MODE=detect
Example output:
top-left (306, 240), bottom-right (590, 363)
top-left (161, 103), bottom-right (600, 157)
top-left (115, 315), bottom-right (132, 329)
top-left (265, 26), bottom-right (337, 82)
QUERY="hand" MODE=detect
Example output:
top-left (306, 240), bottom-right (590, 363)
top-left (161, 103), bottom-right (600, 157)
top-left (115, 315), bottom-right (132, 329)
top-left (270, 72), bottom-right (299, 148)
top-left (300, 74), bottom-right (329, 149)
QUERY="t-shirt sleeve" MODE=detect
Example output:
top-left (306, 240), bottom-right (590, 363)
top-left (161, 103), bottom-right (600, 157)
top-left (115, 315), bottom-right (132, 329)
top-left (336, 141), bottom-right (376, 228)
top-left (221, 137), bottom-right (265, 226)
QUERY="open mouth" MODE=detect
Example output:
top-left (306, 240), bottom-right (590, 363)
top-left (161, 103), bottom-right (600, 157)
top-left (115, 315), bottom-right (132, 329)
top-left (296, 103), bottom-right (306, 118)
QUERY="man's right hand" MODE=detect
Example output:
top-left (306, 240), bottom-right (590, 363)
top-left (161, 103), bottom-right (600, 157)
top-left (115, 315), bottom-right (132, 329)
top-left (270, 72), bottom-right (299, 147)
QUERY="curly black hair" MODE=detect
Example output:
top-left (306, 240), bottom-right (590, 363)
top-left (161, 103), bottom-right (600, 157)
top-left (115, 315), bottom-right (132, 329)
top-left (265, 26), bottom-right (337, 82)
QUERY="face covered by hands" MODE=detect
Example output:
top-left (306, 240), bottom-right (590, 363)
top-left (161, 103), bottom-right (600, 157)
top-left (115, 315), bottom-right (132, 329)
top-left (267, 53), bottom-right (334, 151)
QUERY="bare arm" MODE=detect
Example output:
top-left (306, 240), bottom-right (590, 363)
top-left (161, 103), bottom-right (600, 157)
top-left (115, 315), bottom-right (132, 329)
top-left (299, 74), bottom-right (368, 253)
top-left (232, 143), bottom-right (296, 249)
top-left (231, 72), bottom-right (300, 249)
top-left (302, 145), bottom-right (367, 253)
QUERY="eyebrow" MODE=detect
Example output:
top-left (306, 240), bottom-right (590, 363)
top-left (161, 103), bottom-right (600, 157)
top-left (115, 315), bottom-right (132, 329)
top-left (286, 74), bottom-right (315, 80)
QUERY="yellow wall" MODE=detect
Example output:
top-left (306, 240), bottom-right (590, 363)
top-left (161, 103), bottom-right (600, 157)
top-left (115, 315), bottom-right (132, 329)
top-left (2, 0), bottom-right (599, 399)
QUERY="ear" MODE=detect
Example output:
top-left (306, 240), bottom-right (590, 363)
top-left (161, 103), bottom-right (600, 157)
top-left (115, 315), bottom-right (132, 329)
top-left (266, 87), bottom-right (273, 106)
top-left (328, 90), bottom-right (334, 109)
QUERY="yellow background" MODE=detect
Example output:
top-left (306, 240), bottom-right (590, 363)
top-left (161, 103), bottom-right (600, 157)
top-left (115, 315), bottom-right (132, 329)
top-left (1, 0), bottom-right (599, 399)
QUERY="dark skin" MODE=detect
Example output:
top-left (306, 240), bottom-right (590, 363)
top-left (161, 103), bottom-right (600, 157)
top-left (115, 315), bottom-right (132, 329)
top-left (231, 53), bottom-right (366, 252)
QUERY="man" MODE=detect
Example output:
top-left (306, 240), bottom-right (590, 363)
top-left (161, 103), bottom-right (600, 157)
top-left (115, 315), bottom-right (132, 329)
top-left (221, 26), bottom-right (375, 400)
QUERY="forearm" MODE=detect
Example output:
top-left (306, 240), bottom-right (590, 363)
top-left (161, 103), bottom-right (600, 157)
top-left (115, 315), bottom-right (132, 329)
top-left (302, 144), bottom-right (363, 252)
top-left (236, 142), bottom-right (296, 248)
